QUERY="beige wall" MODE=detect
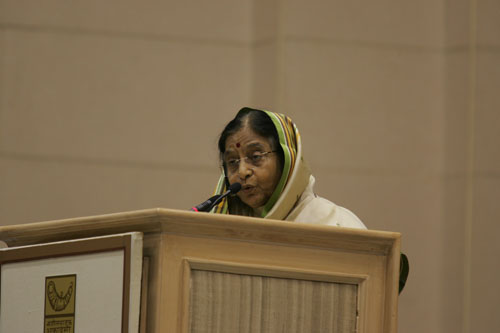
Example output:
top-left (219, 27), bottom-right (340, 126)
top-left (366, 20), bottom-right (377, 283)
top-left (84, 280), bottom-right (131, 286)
top-left (0, 0), bottom-right (253, 221)
top-left (0, 1), bottom-right (498, 332)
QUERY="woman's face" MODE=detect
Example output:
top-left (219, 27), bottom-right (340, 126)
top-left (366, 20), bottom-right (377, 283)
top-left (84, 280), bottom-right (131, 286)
top-left (224, 125), bottom-right (282, 209)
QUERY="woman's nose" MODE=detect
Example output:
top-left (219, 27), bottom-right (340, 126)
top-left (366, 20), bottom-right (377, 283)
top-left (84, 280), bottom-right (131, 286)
top-left (237, 159), bottom-right (253, 179)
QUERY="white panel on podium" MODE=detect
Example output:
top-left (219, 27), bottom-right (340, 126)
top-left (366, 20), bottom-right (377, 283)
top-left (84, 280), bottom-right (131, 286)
top-left (0, 232), bottom-right (143, 333)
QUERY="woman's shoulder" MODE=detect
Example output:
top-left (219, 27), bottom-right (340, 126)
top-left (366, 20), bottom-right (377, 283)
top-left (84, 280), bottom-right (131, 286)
top-left (289, 195), bottom-right (367, 229)
top-left (329, 201), bottom-right (367, 229)
top-left (284, 176), bottom-right (366, 229)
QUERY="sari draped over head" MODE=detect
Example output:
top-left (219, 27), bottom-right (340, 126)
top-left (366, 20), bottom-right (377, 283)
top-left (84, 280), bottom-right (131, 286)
top-left (211, 109), bottom-right (311, 219)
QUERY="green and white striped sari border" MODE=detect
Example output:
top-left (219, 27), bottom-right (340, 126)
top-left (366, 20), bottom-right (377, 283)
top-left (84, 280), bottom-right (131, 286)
top-left (261, 111), bottom-right (293, 217)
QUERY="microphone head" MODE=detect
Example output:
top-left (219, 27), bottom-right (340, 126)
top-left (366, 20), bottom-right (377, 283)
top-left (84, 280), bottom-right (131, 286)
top-left (229, 182), bottom-right (242, 194)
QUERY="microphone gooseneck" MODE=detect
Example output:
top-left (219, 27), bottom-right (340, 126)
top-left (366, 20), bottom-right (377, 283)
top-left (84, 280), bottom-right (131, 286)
top-left (190, 195), bottom-right (220, 212)
top-left (190, 183), bottom-right (241, 213)
top-left (206, 182), bottom-right (241, 212)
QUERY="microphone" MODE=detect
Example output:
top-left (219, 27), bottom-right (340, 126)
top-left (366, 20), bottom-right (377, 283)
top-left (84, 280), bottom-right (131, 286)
top-left (190, 183), bottom-right (242, 213)
top-left (189, 195), bottom-right (220, 212)
top-left (207, 182), bottom-right (241, 211)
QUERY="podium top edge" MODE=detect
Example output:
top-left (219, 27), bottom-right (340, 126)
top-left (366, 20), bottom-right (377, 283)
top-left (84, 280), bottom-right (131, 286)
top-left (0, 208), bottom-right (400, 254)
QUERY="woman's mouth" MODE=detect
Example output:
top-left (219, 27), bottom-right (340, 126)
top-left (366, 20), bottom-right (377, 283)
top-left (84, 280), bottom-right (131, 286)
top-left (241, 185), bottom-right (255, 193)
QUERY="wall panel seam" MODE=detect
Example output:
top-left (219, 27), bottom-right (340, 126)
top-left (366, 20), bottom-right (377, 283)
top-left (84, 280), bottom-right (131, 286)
top-left (0, 151), bottom-right (214, 173)
top-left (0, 23), bottom-right (250, 48)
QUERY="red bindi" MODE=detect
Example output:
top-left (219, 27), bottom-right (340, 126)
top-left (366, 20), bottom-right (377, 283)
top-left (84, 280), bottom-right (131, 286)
top-left (236, 142), bottom-right (241, 148)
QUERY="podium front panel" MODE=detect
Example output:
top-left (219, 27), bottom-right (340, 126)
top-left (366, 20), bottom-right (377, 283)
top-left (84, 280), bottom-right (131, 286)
top-left (189, 269), bottom-right (358, 332)
top-left (158, 229), bottom-right (396, 333)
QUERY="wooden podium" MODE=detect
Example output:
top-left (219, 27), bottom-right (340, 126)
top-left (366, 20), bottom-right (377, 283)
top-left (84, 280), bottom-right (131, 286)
top-left (0, 208), bottom-right (400, 332)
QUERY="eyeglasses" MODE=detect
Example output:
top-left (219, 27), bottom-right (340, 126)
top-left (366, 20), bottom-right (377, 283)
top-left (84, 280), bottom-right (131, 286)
top-left (224, 151), bottom-right (276, 173)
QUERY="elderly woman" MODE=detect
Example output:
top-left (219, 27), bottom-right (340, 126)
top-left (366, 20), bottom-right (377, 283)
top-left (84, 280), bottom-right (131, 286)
top-left (210, 107), bottom-right (366, 229)
top-left (209, 107), bottom-right (410, 293)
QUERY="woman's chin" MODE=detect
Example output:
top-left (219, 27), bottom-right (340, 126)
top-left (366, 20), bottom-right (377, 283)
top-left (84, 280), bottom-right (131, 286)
top-left (239, 195), bottom-right (265, 210)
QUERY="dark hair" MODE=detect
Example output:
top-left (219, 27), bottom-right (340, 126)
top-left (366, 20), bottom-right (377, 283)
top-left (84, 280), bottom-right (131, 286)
top-left (218, 107), bottom-right (284, 172)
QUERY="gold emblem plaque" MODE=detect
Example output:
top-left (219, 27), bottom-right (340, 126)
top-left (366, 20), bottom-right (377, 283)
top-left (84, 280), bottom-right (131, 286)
top-left (44, 274), bottom-right (76, 333)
